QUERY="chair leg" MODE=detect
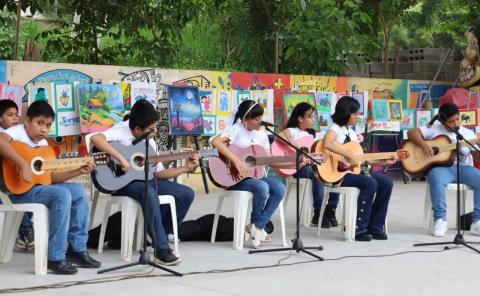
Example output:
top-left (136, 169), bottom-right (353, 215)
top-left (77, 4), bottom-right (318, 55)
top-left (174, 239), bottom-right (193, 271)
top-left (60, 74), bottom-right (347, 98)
top-left (0, 211), bottom-right (23, 264)
top-left (423, 186), bottom-right (433, 232)
top-left (89, 189), bottom-right (100, 229)
top-left (317, 189), bottom-right (331, 237)
top-left (120, 199), bottom-right (138, 261)
top-left (302, 179), bottom-right (313, 227)
top-left (168, 201), bottom-right (180, 256)
top-left (234, 194), bottom-right (250, 250)
top-left (33, 207), bottom-right (48, 275)
top-left (210, 196), bottom-right (224, 243)
top-left (344, 194), bottom-right (357, 242)
top-left (278, 200), bottom-right (287, 247)
top-left (98, 200), bottom-right (112, 254)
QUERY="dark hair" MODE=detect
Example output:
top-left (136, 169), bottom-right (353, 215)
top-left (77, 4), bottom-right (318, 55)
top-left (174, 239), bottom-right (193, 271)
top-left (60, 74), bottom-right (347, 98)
top-left (233, 100), bottom-right (264, 123)
top-left (0, 100), bottom-right (18, 116)
top-left (285, 102), bottom-right (315, 129)
top-left (26, 100), bottom-right (55, 120)
top-left (429, 102), bottom-right (460, 125)
top-left (129, 99), bottom-right (159, 129)
top-left (331, 96), bottom-right (360, 126)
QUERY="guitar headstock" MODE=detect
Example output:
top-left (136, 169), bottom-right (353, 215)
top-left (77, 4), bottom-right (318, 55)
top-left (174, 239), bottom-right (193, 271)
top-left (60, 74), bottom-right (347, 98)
top-left (199, 148), bottom-right (219, 158)
top-left (93, 152), bottom-right (111, 165)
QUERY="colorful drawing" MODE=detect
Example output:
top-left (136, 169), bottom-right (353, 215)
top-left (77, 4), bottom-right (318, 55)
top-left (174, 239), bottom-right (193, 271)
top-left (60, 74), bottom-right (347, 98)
top-left (216, 90), bottom-right (232, 115)
top-left (77, 84), bottom-right (125, 133)
top-left (167, 85), bottom-right (204, 136)
top-left (131, 82), bottom-right (157, 107)
top-left (388, 100), bottom-right (403, 121)
top-left (252, 90), bottom-right (269, 113)
top-left (317, 112), bottom-right (332, 129)
top-left (28, 83), bottom-right (54, 106)
top-left (216, 115), bottom-right (229, 135)
top-left (57, 111), bottom-right (81, 136)
top-left (202, 115), bottom-right (216, 136)
top-left (416, 110), bottom-right (432, 128)
top-left (1, 84), bottom-right (23, 114)
top-left (371, 99), bottom-right (389, 122)
top-left (314, 92), bottom-right (335, 113)
top-left (401, 109), bottom-right (416, 130)
top-left (460, 109), bottom-right (478, 127)
top-left (282, 92), bottom-right (318, 130)
top-left (54, 83), bottom-right (75, 111)
top-left (355, 116), bottom-right (367, 134)
top-left (351, 92), bottom-right (366, 115)
top-left (120, 82), bottom-right (132, 110)
top-left (236, 90), bottom-right (250, 105)
top-left (200, 90), bottom-right (215, 115)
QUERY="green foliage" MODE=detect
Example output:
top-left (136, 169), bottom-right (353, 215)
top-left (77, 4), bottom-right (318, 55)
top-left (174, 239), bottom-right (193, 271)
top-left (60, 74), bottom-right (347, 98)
top-left (0, 10), bottom-right (16, 59)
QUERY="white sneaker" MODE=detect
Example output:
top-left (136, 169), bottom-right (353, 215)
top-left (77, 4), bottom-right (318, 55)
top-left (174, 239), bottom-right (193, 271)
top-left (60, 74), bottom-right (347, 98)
top-left (167, 234), bottom-right (180, 243)
top-left (470, 220), bottom-right (480, 236)
top-left (433, 219), bottom-right (447, 237)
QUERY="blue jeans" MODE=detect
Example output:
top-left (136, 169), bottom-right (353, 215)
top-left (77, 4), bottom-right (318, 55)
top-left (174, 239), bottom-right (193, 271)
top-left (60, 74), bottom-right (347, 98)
top-left (115, 179), bottom-right (194, 251)
top-left (427, 165), bottom-right (480, 221)
top-left (19, 213), bottom-right (33, 233)
top-left (227, 177), bottom-right (286, 229)
top-left (294, 165), bottom-right (339, 211)
top-left (11, 183), bottom-right (90, 261)
top-left (340, 172), bottom-right (393, 235)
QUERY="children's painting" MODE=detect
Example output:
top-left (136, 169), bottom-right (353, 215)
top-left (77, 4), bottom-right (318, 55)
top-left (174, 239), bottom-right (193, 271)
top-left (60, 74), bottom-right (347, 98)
top-left (352, 92), bottom-right (366, 115)
top-left (200, 90), bottom-right (215, 115)
top-left (216, 115), bottom-right (229, 135)
top-left (54, 83), bottom-right (75, 111)
top-left (1, 84), bottom-right (23, 114)
top-left (317, 112), bottom-right (332, 130)
top-left (131, 82), bottom-right (157, 108)
top-left (236, 90), bottom-right (250, 106)
top-left (77, 84), bottom-right (125, 133)
top-left (57, 111), bottom-right (81, 136)
top-left (120, 82), bottom-right (132, 110)
top-left (282, 92), bottom-right (318, 130)
top-left (167, 85), bottom-right (204, 135)
top-left (354, 116), bottom-right (366, 134)
top-left (460, 109), bottom-right (478, 127)
top-left (371, 99), bottom-right (389, 122)
top-left (388, 100), bottom-right (403, 121)
top-left (401, 108), bottom-right (415, 130)
top-left (314, 92), bottom-right (335, 113)
top-left (416, 110), bottom-right (431, 128)
top-left (202, 115), bottom-right (216, 136)
top-left (216, 90), bottom-right (232, 116)
top-left (252, 90), bottom-right (269, 112)
top-left (28, 83), bottom-right (54, 106)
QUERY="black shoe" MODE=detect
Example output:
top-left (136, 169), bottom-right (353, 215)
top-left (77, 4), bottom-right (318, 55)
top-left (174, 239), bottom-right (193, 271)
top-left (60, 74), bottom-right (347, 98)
top-left (47, 260), bottom-right (78, 275)
top-left (15, 227), bottom-right (35, 252)
top-left (320, 215), bottom-right (331, 228)
top-left (325, 207), bottom-right (339, 227)
top-left (371, 232), bottom-right (388, 240)
top-left (310, 210), bottom-right (320, 227)
top-left (66, 248), bottom-right (101, 268)
top-left (355, 233), bottom-right (373, 241)
top-left (155, 249), bottom-right (181, 266)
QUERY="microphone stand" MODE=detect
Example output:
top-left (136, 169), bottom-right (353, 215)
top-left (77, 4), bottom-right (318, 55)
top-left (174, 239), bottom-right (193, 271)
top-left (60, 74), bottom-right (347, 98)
top-left (414, 118), bottom-right (480, 253)
top-left (98, 130), bottom-right (182, 275)
top-left (249, 125), bottom-right (323, 260)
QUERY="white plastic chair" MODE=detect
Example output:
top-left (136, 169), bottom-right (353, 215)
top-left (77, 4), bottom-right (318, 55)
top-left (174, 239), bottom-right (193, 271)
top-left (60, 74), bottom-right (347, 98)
top-left (318, 186), bottom-right (361, 242)
top-left (0, 192), bottom-right (49, 275)
top-left (423, 183), bottom-right (473, 232)
top-left (283, 177), bottom-right (313, 227)
top-left (211, 190), bottom-right (287, 250)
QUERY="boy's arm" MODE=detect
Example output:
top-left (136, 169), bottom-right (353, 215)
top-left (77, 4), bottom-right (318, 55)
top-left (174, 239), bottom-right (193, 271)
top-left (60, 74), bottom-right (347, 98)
top-left (0, 133), bottom-right (32, 182)
top-left (51, 163), bottom-right (94, 183)
top-left (154, 154), bottom-right (200, 179)
top-left (90, 133), bottom-right (130, 171)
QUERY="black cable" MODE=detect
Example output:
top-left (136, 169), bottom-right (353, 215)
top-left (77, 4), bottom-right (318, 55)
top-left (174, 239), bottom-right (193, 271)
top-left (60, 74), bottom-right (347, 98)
top-left (0, 248), bottom-right (451, 294)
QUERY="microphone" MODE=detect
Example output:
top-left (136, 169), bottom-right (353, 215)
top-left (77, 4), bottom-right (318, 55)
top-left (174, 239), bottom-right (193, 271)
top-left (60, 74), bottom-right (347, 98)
top-left (260, 121), bottom-right (277, 127)
top-left (132, 128), bottom-right (154, 145)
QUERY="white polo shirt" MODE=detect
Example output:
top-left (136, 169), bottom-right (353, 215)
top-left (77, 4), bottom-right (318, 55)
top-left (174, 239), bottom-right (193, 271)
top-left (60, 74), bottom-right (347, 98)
top-left (102, 120), bottom-right (164, 170)
top-left (219, 121), bottom-right (270, 151)
top-left (419, 121), bottom-right (476, 166)
top-left (328, 123), bottom-right (358, 144)
top-left (3, 124), bottom-right (48, 148)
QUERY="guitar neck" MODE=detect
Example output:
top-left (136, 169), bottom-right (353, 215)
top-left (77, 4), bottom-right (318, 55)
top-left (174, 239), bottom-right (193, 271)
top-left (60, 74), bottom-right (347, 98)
top-left (149, 150), bottom-right (197, 164)
top-left (250, 155), bottom-right (296, 166)
top-left (42, 156), bottom-right (94, 171)
top-left (355, 152), bottom-right (398, 162)
top-left (436, 139), bottom-right (479, 153)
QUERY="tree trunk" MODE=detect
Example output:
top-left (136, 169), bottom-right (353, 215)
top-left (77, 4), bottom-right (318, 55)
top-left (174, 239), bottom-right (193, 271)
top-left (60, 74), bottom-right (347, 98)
top-left (383, 30), bottom-right (390, 78)
top-left (274, 28), bottom-right (280, 73)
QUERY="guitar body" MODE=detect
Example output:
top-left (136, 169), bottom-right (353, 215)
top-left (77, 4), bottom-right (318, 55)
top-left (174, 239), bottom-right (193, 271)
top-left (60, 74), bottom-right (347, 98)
top-left (312, 140), bottom-right (362, 183)
top-left (91, 141), bottom-right (156, 193)
top-left (0, 141), bottom-right (54, 195)
top-left (271, 136), bottom-right (314, 177)
top-left (400, 135), bottom-right (454, 177)
top-left (207, 144), bottom-right (267, 188)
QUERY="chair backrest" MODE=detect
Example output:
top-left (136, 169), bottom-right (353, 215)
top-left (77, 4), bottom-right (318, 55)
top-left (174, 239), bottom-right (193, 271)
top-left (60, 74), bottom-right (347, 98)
top-left (84, 132), bottom-right (95, 154)
top-left (0, 191), bottom-right (12, 205)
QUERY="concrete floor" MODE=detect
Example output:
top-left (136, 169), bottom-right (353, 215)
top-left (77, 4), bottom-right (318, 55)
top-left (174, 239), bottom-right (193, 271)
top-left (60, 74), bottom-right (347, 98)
top-left (1, 176), bottom-right (480, 296)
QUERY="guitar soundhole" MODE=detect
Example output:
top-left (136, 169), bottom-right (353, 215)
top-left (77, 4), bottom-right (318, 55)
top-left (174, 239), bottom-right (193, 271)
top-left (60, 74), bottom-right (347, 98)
top-left (32, 160), bottom-right (43, 172)
top-left (432, 147), bottom-right (439, 155)
top-left (245, 156), bottom-right (255, 165)
top-left (133, 156), bottom-right (145, 167)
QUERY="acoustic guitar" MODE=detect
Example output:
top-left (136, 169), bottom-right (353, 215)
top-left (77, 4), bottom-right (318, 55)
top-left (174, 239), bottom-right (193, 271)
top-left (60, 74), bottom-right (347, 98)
top-left (312, 140), bottom-right (409, 183)
top-left (400, 135), bottom-right (480, 177)
top-left (0, 141), bottom-right (110, 195)
top-left (91, 141), bottom-right (218, 193)
top-left (207, 144), bottom-right (324, 188)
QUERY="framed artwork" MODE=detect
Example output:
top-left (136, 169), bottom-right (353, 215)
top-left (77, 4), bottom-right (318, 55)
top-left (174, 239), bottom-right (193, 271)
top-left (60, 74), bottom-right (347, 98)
top-left (77, 84), bottom-right (125, 133)
top-left (236, 90), bottom-right (250, 106)
top-left (167, 85), bottom-right (204, 136)
top-left (352, 92), bottom-right (366, 115)
top-left (1, 84), bottom-right (23, 114)
top-left (401, 108), bottom-right (416, 130)
top-left (131, 82), bottom-right (157, 108)
top-left (314, 92), bottom-right (335, 113)
top-left (216, 90), bottom-right (232, 116)
top-left (57, 111), bottom-right (81, 136)
top-left (202, 115), bottom-right (216, 136)
top-left (354, 116), bottom-right (367, 134)
top-left (54, 83), bottom-right (75, 111)
top-left (28, 83), bottom-right (54, 106)
top-left (252, 90), bottom-right (269, 113)
top-left (371, 99), bottom-right (389, 122)
top-left (216, 115), bottom-right (229, 135)
top-left (282, 92), bottom-right (318, 130)
top-left (317, 112), bottom-right (332, 129)
top-left (336, 92), bottom-right (350, 101)
top-left (199, 90), bottom-right (215, 115)
top-left (460, 109), bottom-right (478, 127)
top-left (416, 110), bottom-right (432, 128)
top-left (120, 82), bottom-right (132, 110)
top-left (388, 100), bottom-right (403, 121)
